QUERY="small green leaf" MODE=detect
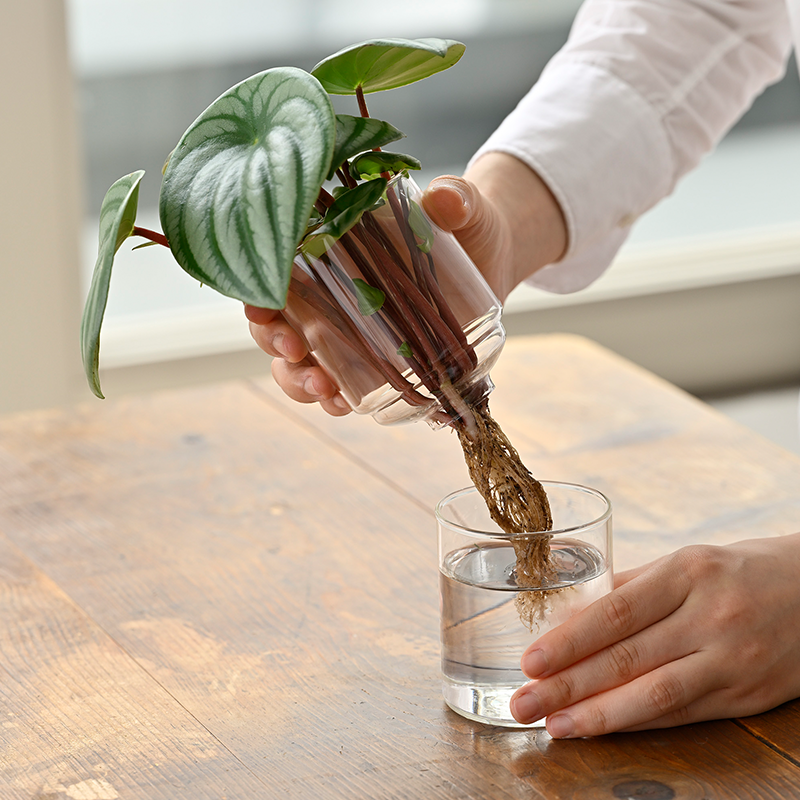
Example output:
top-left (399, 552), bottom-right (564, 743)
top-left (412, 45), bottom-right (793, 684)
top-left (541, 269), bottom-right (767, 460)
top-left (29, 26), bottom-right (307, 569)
top-left (328, 115), bottom-right (404, 179)
top-left (80, 170), bottom-right (145, 399)
top-left (408, 199), bottom-right (434, 253)
top-left (349, 151), bottom-right (421, 180)
top-left (160, 67), bottom-right (335, 309)
top-left (312, 38), bottom-right (465, 95)
top-left (326, 178), bottom-right (387, 219)
top-left (397, 342), bottom-right (413, 358)
top-left (353, 278), bottom-right (385, 316)
top-left (301, 178), bottom-right (387, 256)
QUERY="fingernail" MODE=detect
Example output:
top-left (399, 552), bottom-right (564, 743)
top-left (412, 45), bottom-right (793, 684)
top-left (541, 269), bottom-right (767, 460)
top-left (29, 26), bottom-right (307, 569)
top-left (521, 648), bottom-right (548, 677)
top-left (547, 714), bottom-right (574, 739)
top-left (303, 376), bottom-right (320, 398)
top-left (510, 690), bottom-right (542, 724)
top-left (272, 333), bottom-right (289, 358)
top-left (452, 183), bottom-right (470, 209)
top-left (332, 394), bottom-right (350, 411)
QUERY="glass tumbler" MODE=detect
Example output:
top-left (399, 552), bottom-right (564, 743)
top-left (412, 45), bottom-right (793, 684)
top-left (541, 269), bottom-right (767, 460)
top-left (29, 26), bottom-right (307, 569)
top-left (436, 482), bottom-right (613, 727)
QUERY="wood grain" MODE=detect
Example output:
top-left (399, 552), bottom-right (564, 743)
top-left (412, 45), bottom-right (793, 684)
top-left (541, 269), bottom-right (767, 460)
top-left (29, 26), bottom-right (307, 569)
top-left (0, 534), bottom-right (274, 798)
top-left (2, 335), bottom-right (800, 798)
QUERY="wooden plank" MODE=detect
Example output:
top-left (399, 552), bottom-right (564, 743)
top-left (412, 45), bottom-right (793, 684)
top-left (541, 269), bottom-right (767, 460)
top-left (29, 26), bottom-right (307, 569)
top-left (2, 370), bottom-right (800, 796)
top-left (0, 533), bottom-right (274, 798)
top-left (735, 703), bottom-right (800, 763)
top-left (459, 721), bottom-right (800, 799)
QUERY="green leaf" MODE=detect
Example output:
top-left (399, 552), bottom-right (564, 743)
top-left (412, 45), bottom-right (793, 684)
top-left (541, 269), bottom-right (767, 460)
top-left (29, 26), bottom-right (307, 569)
top-left (312, 38), bottom-right (465, 95)
top-left (80, 170), bottom-right (145, 399)
top-left (159, 67), bottom-right (335, 309)
top-left (352, 278), bottom-right (385, 316)
top-left (397, 342), bottom-right (413, 358)
top-left (328, 114), bottom-right (404, 179)
top-left (349, 151), bottom-right (421, 180)
top-left (301, 178), bottom-right (387, 257)
top-left (408, 199), bottom-right (434, 253)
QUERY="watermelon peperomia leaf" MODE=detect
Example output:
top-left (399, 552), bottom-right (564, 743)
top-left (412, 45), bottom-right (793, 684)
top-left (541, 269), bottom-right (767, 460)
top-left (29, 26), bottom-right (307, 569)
top-left (352, 278), bottom-right (385, 316)
top-left (80, 169), bottom-right (145, 399)
top-left (408, 199), bottom-right (434, 253)
top-left (159, 67), bottom-right (336, 309)
top-left (301, 178), bottom-right (387, 258)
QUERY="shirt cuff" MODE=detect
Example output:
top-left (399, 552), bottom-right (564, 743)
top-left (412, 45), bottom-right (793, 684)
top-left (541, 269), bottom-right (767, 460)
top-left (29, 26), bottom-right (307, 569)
top-left (468, 59), bottom-right (674, 292)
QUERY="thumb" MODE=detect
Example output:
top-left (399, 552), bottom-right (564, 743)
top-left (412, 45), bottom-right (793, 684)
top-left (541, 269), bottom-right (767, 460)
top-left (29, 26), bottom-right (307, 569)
top-left (422, 175), bottom-right (495, 237)
top-left (422, 175), bottom-right (510, 299)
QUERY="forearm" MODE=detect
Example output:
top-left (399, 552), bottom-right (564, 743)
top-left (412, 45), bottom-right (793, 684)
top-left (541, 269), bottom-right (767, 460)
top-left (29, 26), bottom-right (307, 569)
top-left (470, 0), bottom-right (792, 292)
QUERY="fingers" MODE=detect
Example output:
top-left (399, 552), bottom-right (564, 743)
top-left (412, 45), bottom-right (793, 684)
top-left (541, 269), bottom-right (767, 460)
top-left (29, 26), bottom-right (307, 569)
top-left (246, 313), bottom-right (309, 363)
top-left (422, 176), bottom-right (475, 230)
top-left (510, 537), bottom-right (800, 736)
top-left (511, 601), bottom-right (699, 728)
top-left (519, 561), bottom-right (690, 679)
top-left (543, 652), bottom-right (718, 737)
top-left (245, 304), bottom-right (351, 416)
top-left (613, 560), bottom-right (654, 589)
top-left (271, 357), bottom-right (351, 415)
top-left (423, 175), bottom-right (502, 249)
top-left (422, 176), bottom-right (512, 300)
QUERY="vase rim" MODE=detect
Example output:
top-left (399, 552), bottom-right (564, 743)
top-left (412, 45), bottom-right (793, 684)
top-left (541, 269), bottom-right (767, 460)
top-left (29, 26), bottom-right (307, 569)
top-left (435, 481), bottom-right (612, 539)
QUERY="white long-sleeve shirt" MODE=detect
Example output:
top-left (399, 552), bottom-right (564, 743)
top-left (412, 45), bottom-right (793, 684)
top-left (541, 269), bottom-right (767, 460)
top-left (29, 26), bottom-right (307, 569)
top-left (470, 0), bottom-right (794, 293)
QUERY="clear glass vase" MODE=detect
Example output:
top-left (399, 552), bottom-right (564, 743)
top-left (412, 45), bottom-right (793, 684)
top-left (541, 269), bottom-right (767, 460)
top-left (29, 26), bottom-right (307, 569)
top-left (437, 482), bottom-right (613, 727)
top-left (282, 174), bottom-right (505, 427)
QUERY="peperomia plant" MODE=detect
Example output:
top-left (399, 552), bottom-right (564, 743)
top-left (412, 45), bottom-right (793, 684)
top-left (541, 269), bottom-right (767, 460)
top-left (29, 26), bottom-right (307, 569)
top-left (81, 37), bottom-right (464, 399)
top-left (81, 37), bottom-right (556, 626)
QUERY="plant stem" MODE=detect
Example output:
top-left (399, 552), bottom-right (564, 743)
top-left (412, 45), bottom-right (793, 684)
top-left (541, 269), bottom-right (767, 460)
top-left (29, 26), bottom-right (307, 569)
top-left (355, 85), bottom-right (370, 118)
top-left (363, 218), bottom-right (475, 380)
top-left (133, 227), bottom-right (169, 248)
top-left (387, 189), bottom-right (477, 371)
top-left (288, 271), bottom-right (433, 411)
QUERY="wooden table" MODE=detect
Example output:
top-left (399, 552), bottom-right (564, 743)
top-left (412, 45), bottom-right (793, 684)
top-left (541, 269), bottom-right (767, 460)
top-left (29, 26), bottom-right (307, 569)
top-left (2, 334), bottom-right (800, 799)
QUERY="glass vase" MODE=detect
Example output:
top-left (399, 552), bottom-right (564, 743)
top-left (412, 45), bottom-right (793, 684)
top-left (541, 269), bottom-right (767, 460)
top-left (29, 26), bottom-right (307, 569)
top-left (282, 174), bottom-right (505, 427)
top-left (436, 482), bottom-right (613, 727)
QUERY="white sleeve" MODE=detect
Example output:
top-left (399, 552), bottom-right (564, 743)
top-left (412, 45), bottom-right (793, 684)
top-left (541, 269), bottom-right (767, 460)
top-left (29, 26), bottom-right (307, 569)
top-left (469, 0), bottom-right (793, 294)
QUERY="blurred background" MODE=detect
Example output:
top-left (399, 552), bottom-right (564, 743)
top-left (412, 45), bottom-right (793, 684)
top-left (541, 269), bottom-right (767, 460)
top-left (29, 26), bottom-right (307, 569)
top-left (3, 0), bottom-right (799, 453)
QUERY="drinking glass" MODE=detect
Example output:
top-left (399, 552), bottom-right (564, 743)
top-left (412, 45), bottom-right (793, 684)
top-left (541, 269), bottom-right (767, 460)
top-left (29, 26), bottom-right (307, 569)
top-left (437, 482), bottom-right (613, 726)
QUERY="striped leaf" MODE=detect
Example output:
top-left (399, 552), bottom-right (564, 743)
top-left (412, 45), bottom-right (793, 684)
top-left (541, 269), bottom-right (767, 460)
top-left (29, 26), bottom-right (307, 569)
top-left (159, 67), bottom-right (335, 309)
top-left (80, 170), bottom-right (145, 399)
top-left (328, 114), bottom-right (404, 179)
top-left (312, 38), bottom-right (465, 95)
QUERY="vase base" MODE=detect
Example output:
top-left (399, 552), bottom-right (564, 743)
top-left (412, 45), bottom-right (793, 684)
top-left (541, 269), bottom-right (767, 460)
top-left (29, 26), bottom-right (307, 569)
top-left (442, 680), bottom-right (546, 728)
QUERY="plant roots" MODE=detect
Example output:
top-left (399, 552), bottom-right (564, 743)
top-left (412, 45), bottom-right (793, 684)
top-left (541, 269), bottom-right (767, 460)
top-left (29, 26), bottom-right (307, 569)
top-left (455, 399), bottom-right (557, 629)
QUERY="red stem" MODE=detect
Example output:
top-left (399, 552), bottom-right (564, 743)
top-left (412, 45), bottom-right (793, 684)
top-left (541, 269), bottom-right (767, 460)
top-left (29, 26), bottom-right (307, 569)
top-left (355, 85), bottom-right (370, 118)
top-left (133, 226), bottom-right (169, 248)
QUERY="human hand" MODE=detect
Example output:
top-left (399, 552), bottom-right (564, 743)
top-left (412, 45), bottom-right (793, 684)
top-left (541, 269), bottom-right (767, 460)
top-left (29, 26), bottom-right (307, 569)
top-left (245, 152), bottom-right (567, 414)
top-left (244, 305), bottom-right (352, 416)
top-left (243, 176), bottom-right (503, 415)
top-left (510, 533), bottom-right (800, 736)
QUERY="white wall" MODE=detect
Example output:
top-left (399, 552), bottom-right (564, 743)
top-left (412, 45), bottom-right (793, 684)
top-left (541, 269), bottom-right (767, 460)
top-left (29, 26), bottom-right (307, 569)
top-left (0, 0), bottom-right (85, 414)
